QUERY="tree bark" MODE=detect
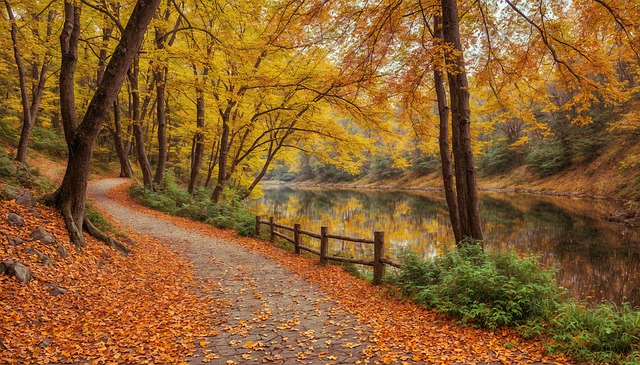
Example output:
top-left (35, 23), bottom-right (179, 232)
top-left (203, 139), bottom-right (218, 189)
top-left (128, 59), bottom-right (154, 190)
top-left (112, 99), bottom-right (133, 177)
top-left (188, 82), bottom-right (206, 194)
top-left (5, 0), bottom-right (51, 165)
top-left (433, 15), bottom-right (462, 244)
top-left (153, 65), bottom-right (168, 187)
top-left (211, 116), bottom-right (230, 204)
top-left (54, 0), bottom-right (161, 247)
top-left (441, 0), bottom-right (483, 242)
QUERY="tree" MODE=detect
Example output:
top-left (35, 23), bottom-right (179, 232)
top-left (3, 0), bottom-right (56, 165)
top-left (52, 0), bottom-right (161, 249)
top-left (440, 0), bottom-right (483, 242)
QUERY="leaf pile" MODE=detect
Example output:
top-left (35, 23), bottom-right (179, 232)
top-left (0, 198), bottom-right (224, 364)
top-left (110, 183), bottom-right (575, 364)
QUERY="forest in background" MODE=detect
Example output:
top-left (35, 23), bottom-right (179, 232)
top-left (1, 0), bottom-right (640, 203)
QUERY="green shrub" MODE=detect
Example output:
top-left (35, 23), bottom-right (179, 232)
top-left (478, 142), bottom-right (521, 176)
top-left (547, 302), bottom-right (640, 363)
top-left (30, 126), bottom-right (67, 157)
top-left (393, 241), bottom-right (564, 329)
top-left (410, 155), bottom-right (440, 175)
top-left (0, 118), bottom-right (18, 143)
top-left (128, 183), bottom-right (257, 236)
top-left (0, 150), bottom-right (54, 193)
top-left (526, 139), bottom-right (571, 177)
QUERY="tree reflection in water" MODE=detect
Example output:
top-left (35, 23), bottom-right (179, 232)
top-left (247, 187), bottom-right (640, 306)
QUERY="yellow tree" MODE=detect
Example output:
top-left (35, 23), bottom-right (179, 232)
top-left (2, 0), bottom-right (59, 164)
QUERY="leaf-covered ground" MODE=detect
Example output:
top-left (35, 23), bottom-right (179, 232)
top-left (1, 179), bottom-right (575, 364)
top-left (0, 198), bottom-right (222, 364)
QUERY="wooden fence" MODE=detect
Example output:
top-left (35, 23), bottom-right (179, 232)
top-left (255, 216), bottom-right (400, 285)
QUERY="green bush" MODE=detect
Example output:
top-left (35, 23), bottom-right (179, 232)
top-left (0, 150), bottom-right (54, 193)
top-left (410, 155), bottom-right (440, 175)
top-left (478, 142), bottom-right (521, 176)
top-left (128, 183), bottom-right (257, 236)
top-left (548, 302), bottom-right (640, 363)
top-left (0, 118), bottom-right (18, 143)
top-left (30, 126), bottom-right (67, 157)
top-left (526, 139), bottom-right (571, 177)
top-left (393, 241), bottom-right (564, 329)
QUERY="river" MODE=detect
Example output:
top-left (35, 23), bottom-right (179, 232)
top-left (247, 186), bottom-right (640, 306)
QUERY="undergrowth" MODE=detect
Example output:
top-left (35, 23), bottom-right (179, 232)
top-left (128, 181), bottom-right (255, 237)
top-left (0, 149), bottom-right (54, 193)
top-left (392, 240), bottom-right (640, 363)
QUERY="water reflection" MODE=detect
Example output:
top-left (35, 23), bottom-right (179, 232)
top-left (247, 187), bottom-right (640, 306)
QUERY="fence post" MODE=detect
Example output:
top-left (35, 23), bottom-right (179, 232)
top-left (255, 216), bottom-right (262, 236)
top-left (269, 216), bottom-right (275, 243)
top-left (294, 223), bottom-right (301, 255)
top-left (320, 226), bottom-right (329, 265)
top-left (373, 231), bottom-right (385, 285)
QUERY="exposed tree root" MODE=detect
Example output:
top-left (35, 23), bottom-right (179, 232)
top-left (84, 215), bottom-right (132, 255)
top-left (61, 202), bottom-right (85, 248)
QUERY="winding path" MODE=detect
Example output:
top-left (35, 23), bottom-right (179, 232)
top-left (88, 179), bottom-right (390, 364)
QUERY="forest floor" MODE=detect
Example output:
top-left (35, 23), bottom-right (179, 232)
top-left (1, 177), bottom-right (577, 364)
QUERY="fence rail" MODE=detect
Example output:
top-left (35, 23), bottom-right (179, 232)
top-left (255, 216), bottom-right (400, 285)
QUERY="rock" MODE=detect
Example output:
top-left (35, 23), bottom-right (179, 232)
top-left (7, 212), bottom-right (24, 227)
top-left (1, 260), bottom-right (33, 283)
top-left (29, 207), bottom-right (43, 219)
top-left (44, 283), bottom-right (67, 296)
top-left (30, 226), bottom-right (56, 245)
top-left (56, 244), bottom-right (68, 259)
top-left (38, 338), bottom-right (52, 348)
top-left (23, 247), bottom-right (53, 266)
top-left (6, 235), bottom-right (24, 246)
top-left (1, 186), bottom-right (34, 207)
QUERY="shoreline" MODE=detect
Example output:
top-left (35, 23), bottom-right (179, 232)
top-left (262, 180), bottom-right (616, 201)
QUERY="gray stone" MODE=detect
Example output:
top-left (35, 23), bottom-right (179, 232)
top-left (56, 244), bottom-right (68, 259)
top-left (23, 247), bottom-right (53, 266)
top-left (1, 186), bottom-right (34, 207)
top-left (38, 338), bottom-right (52, 348)
top-left (1, 260), bottom-right (33, 283)
top-left (7, 212), bottom-right (24, 227)
top-left (30, 226), bottom-right (56, 245)
top-left (29, 207), bottom-right (43, 219)
top-left (44, 283), bottom-right (67, 296)
top-left (6, 235), bottom-right (24, 246)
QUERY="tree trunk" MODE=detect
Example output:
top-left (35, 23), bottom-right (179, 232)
top-left (112, 99), bottom-right (133, 177)
top-left (441, 0), bottom-right (483, 242)
top-left (128, 59), bottom-right (154, 190)
top-left (203, 140), bottom-right (218, 189)
top-left (188, 85), bottom-right (206, 194)
top-left (433, 15), bottom-right (462, 244)
top-left (211, 117), bottom-right (230, 204)
top-left (5, 0), bottom-right (33, 165)
top-left (54, 0), bottom-right (161, 247)
top-left (153, 66), bottom-right (168, 187)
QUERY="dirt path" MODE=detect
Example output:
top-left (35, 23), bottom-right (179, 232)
top-left (88, 178), bottom-right (392, 365)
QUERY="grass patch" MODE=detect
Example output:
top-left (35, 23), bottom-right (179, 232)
top-left (85, 201), bottom-right (126, 238)
top-left (391, 240), bottom-right (640, 363)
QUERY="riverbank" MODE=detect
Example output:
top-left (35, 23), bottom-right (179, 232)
top-left (263, 176), bottom-right (615, 201)
top-left (269, 138), bottom-right (640, 204)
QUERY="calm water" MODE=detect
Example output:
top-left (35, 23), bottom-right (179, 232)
top-left (247, 186), bottom-right (640, 306)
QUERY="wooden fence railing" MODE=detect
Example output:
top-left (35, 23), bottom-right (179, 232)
top-left (255, 216), bottom-right (400, 285)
